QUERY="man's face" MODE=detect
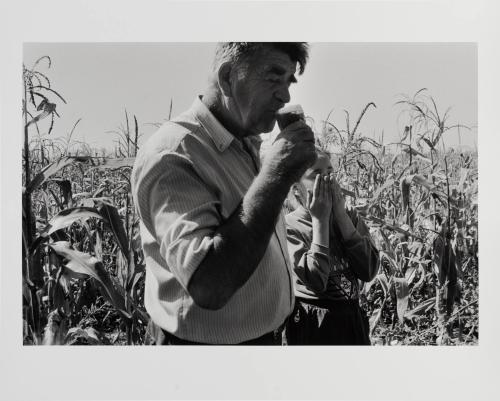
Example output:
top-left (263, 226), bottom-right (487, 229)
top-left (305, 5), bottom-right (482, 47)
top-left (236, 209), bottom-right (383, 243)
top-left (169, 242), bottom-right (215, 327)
top-left (229, 48), bottom-right (298, 135)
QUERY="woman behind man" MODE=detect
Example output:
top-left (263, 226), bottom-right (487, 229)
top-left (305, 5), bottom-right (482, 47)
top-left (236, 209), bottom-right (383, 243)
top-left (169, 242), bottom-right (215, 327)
top-left (284, 147), bottom-right (379, 345)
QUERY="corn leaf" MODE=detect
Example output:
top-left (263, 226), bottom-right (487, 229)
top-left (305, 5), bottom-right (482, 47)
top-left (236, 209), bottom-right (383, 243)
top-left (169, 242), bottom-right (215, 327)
top-left (402, 146), bottom-right (431, 163)
top-left (72, 192), bottom-right (92, 199)
top-left (433, 233), bottom-right (444, 276)
top-left (52, 278), bottom-right (70, 313)
top-left (411, 174), bottom-right (434, 191)
top-left (116, 250), bottom-right (128, 289)
top-left (94, 229), bottom-right (103, 260)
top-left (40, 207), bottom-right (102, 237)
top-left (369, 178), bottom-right (395, 206)
top-left (393, 277), bottom-right (409, 323)
top-left (65, 327), bottom-right (101, 345)
top-left (94, 157), bottom-right (135, 170)
top-left (129, 267), bottom-right (145, 296)
top-left (369, 307), bottom-right (383, 336)
top-left (79, 197), bottom-right (114, 208)
top-left (405, 297), bottom-right (436, 319)
top-left (95, 201), bottom-right (129, 259)
top-left (50, 179), bottom-right (73, 206)
top-left (133, 308), bottom-right (150, 326)
top-left (404, 266), bottom-right (417, 284)
top-left (42, 309), bottom-right (67, 345)
top-left (379, 251), bottom-right (401, 275)
top-left (26, 156), bottom-right (92, 193)
top-left (458, 168), bottom-right (469, 192)
top-left (400, 174), bottom-right (437, 220)
top-left (366, 215), bottom-right (423, 241)
top-left (375, 274), bottom-right (390, 296)
top-left (131, 228), bottom-right (142, 253)
top-left (49, 241), bottom-right (130, 319)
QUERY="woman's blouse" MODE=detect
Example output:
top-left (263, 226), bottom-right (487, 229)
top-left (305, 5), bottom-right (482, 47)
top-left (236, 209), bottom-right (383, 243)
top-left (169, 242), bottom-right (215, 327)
top-left (285, 205), bottom-right (379, 301)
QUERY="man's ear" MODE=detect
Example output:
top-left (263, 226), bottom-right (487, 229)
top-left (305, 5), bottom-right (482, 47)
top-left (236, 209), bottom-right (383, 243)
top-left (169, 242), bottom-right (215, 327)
top-left (217, 62), bottom-right (233, 97)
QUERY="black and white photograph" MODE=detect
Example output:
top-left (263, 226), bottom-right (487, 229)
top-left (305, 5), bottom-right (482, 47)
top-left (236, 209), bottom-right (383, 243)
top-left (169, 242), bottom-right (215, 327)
top-left (2, 1), bottom-right (499, 400)
top-left (20, 41), bottom-right (478, 347)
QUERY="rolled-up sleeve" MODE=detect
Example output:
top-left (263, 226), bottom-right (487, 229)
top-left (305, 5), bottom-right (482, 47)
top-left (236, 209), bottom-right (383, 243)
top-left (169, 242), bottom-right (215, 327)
top-left (340, 208), bottom-right (379, 282)
top-left (134, 150), bottom-right (221, 290)
top-left (286, 225), bottom-right (331, 293)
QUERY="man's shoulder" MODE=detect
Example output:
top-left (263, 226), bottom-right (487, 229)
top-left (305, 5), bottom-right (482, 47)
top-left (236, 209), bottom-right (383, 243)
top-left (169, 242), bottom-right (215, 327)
top-left (132, 111), bottom-right (206, 185)
top-left (141, 112), bottom-right (202, 157)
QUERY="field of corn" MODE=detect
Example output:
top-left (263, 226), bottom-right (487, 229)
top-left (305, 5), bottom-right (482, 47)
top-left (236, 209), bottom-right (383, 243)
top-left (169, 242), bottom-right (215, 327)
top-left (22, 56), bottom-right (478, 346)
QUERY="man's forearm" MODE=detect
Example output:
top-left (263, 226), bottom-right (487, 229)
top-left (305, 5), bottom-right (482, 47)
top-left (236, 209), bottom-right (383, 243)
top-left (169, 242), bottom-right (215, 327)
top-left (187, 167), bottom-right (294, 310)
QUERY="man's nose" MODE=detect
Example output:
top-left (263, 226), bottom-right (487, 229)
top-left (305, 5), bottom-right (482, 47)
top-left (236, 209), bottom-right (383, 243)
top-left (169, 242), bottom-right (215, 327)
top-left (275, 84), bottom-right (291, 104)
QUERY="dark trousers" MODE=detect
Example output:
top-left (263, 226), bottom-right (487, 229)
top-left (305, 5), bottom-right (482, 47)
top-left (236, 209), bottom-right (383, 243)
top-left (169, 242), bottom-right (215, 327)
top-left (146, 320), bottom-right (284, 345)
top-left (285, 297), bottom-right (371, 345)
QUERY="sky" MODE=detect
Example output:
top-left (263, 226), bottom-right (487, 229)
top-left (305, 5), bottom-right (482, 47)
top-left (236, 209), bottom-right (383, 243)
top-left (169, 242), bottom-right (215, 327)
top-left (23, 42), bottom-right (477, 153)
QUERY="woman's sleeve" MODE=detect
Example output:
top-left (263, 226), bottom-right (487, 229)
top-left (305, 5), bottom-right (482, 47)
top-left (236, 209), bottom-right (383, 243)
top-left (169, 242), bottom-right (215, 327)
top-left (340, 208), bottom-right (380, 282)
top-left (286, 222), bottom-right (331, 293)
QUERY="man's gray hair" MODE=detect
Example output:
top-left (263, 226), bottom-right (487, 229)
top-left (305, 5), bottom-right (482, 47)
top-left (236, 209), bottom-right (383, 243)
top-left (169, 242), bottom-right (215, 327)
top-left (212, 42), bottom-right (309, 75)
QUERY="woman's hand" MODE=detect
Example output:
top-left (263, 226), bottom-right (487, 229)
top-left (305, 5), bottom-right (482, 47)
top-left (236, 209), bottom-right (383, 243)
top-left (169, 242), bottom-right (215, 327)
top-left (307, 174), bottom-right (332, 222)
top-left (329, 173), bottom-right (346, 217)
top-left (329, 173), bottom-right (357, 240)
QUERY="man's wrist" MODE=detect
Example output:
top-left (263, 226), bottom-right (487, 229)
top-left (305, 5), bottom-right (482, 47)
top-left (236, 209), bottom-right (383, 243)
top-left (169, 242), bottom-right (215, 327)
top-left (251, 163), bottom-right (291, 194)
top-left (261, 159), bottom-right (304, 187)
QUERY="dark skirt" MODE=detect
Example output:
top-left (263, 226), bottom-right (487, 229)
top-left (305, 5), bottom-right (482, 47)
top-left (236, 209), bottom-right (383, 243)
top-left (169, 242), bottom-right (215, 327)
top-left (285, 297), bottom-right (371, 345)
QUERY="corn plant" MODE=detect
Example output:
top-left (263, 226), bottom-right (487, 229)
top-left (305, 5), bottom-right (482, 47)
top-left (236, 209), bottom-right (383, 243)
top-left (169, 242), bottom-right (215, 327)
top-left (319, 90), bottom-right (478, 345)
top-left (23, 57), bottom-right (477, 346)
top-left (23, 57), bottom-right (149, 345)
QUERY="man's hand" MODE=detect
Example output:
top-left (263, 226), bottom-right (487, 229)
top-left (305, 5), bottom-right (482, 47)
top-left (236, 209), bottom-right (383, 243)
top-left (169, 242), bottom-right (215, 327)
top-left (261, 120), bottom-right (317, 183)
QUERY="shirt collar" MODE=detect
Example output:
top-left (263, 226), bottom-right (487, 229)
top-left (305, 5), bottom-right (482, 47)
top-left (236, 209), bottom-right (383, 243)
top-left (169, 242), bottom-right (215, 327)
top-left (190, 96), bottom-right (235, 152)
top-left (293, 205), bottom-right (311, 222)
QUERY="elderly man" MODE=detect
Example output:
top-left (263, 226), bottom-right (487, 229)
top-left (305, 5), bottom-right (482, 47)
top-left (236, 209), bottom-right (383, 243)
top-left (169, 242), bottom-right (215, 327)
top-left (132, 42), bottom-right (316, 345)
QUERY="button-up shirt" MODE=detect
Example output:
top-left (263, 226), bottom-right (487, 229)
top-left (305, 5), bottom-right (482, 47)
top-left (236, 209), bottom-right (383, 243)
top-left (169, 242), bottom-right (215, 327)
top-left (131, 97), bottom-right (294, 344)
